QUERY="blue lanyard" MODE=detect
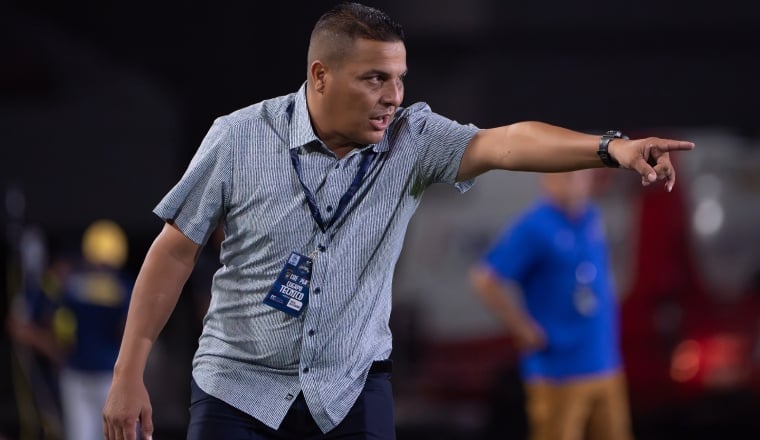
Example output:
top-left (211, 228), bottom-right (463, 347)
top-left (289, 148), bottom-right (375, 233)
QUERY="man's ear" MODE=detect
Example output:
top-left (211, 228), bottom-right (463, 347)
top-left (310, 61), bottom-right (327, 93)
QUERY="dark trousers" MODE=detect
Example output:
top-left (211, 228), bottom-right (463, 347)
top-left (187, 363), bottom-right (395, 440)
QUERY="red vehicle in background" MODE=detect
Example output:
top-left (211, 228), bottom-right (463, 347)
top-left (620, 152), bottom-right (760, 439)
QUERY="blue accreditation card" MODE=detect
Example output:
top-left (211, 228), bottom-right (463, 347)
top-left (264, 252), bottom-right (312, 317)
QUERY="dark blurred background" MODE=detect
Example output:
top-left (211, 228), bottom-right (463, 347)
top-left (2, 0), bottom-right (759, 439)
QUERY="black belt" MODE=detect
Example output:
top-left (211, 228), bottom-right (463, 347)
top-left (369, 359), bottom-right (393, 374)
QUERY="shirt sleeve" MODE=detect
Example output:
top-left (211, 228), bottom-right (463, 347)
top-left (153, 118), bottom-right (233, 245)
top-left (404, 103), bottom-right (479, 192)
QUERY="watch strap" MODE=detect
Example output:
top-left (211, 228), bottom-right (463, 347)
top-left (598, 130), bottom-right (628, 168)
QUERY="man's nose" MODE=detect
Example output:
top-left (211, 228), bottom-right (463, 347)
top-left (382, 80), bottom-right (403, 107)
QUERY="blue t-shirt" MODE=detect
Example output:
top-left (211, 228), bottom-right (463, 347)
top-left (482, 200), bottom-right (621, 380)
top-left (62, 264), bottom-right (132, 372)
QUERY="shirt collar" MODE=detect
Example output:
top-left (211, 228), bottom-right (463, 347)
top-left (288, 82), bottom-right (320, 150)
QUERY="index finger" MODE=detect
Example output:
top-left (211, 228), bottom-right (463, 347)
top-left (651, 139), bottom-right (695, 152)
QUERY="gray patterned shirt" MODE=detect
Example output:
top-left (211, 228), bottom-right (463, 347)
top-left (153, 82), bottom-right (479, 432)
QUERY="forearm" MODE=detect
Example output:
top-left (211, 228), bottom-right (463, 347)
top-left (469, 266), bottom-right (533, 330)
top-left (112, 226), bottom-right (199, 381)
top-left (459, 121), bottom-right (604, 179)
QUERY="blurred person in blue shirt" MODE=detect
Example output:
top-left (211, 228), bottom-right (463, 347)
top-left (58, 223), bottom-right (133, 440)
top-left (7, 219), bottom-right (132, 440)
top-left (471, 170), bottom-right (634, 440)
top-left (56, 220), bottom-right (132, 440)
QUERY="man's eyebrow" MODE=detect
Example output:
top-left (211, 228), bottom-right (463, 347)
top-left (362, 69), bottom-right (389, 76)
top-left (362, 69), bottom-right (408, 77)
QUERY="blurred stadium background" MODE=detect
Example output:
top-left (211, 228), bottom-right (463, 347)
top-left (2, 1), bottom-right (759, 439)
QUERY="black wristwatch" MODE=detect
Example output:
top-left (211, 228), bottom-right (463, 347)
top-left (598, 130), bottom-right (628, 168)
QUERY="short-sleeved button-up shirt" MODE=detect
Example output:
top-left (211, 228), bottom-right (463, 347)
top-left (154, 83), bottom-right (479, 432)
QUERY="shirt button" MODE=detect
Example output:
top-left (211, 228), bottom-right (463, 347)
top-left (302, 367), bottom-right (310, 373)
top-left (308, 329), bottom-right (315, 336)
top-left (314, 287), bottom-right (321, 294)
top-left (326, 205), bottom-right (333, 212)
top-left (318, 244), bottom-right (326, 252)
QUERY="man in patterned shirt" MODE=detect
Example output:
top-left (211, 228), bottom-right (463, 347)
top-left (103, 2), bottom-right (694, 439)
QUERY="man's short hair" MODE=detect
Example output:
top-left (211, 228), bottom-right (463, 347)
top-left (308, 2), bottom-right (405, 66)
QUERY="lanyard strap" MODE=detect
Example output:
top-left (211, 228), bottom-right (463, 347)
top-left (290, 148), bottom-right (375, 233)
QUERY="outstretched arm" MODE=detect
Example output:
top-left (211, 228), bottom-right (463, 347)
top-left (103, 222), bottom-right (202, 440)
top-left (457, 121), bottom-right (695, 191)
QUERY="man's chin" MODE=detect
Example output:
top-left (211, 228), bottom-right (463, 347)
top-left (347, 130), bottom-right (385, 147)
top-left (364, 131), bottom-right (385, 145)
